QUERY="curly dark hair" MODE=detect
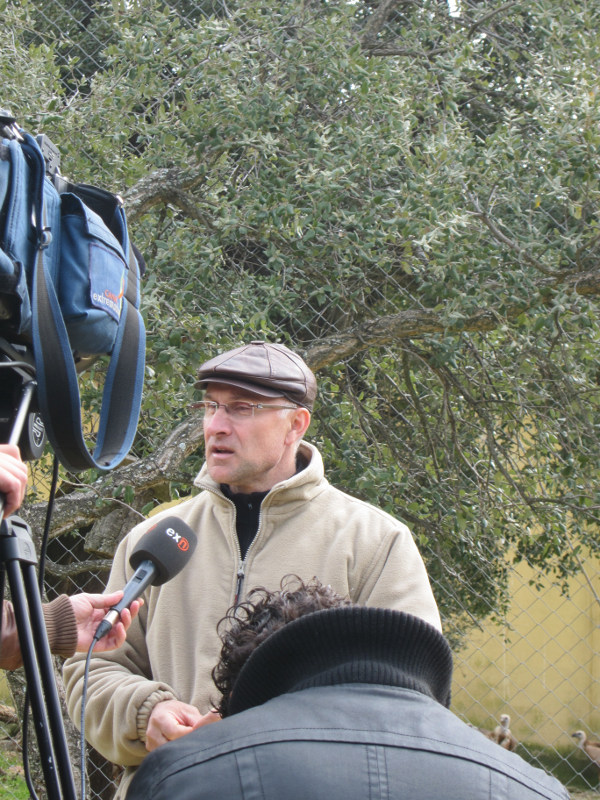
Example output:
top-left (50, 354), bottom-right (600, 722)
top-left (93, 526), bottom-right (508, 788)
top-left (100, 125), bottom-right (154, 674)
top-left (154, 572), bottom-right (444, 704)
top-left (211, 575), bottom-right (351, 717)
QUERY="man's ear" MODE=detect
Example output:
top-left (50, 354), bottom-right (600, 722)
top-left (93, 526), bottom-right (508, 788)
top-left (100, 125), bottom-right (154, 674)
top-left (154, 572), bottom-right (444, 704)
top-left (287, 408), bottom-right (311, 443)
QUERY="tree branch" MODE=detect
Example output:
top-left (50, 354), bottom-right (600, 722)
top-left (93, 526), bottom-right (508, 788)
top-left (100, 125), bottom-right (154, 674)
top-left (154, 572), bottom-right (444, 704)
top-left (123, 164), bottom-right (210, 223)
top-left (305, 265), bottom-right (600, 371)
top-left (466, 1), bottom-right (519, 39)
top-left (361, 44), bottom-right (449, 58)
top-left (465, 189), bottom-right (559, 277)
top-left (361, 0), bottom-right (419, 46)
top-left (20, 412), bottom-right (205, 538)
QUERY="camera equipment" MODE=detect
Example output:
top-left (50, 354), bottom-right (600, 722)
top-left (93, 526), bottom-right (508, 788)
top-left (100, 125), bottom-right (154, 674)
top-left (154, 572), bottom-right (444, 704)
top-left (0, 338), bottom-right (46, 460)
top-left (0, 111), bottom-right (146, 473)
top-left (0, 375), bottom-right (77, 800)
top-left (0, 111), bottom-right (148, 800)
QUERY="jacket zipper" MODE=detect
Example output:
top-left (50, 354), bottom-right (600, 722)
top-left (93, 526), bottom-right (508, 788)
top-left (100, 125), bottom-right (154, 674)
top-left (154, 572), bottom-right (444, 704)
top-left (233, 505), bottom-right (263, 606)
top-left (202, 484), bottom-right (264, 607)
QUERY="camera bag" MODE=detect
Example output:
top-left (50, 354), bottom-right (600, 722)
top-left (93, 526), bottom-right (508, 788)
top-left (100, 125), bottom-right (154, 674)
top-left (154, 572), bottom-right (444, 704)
top-left (0, 113), bottom-right (145, 472)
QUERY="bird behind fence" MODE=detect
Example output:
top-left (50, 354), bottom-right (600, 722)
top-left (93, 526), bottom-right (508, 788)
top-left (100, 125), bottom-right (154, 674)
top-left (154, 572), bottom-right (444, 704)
top-left (571, 730), bottom-right (600, 779)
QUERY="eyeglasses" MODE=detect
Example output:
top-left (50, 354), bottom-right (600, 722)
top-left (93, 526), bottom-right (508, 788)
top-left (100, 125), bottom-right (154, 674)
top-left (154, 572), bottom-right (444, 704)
top-left (195, 400), bottom-right (299, 420)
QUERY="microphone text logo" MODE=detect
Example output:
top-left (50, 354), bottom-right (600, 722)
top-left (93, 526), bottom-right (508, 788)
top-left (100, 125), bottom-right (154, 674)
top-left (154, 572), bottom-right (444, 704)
top-left (166, 527), bottom-right (191, 551)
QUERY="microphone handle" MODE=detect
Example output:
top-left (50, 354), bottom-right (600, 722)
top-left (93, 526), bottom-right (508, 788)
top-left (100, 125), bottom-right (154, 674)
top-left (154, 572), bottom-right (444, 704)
top-left (94, 559), bottom-right (156, 642)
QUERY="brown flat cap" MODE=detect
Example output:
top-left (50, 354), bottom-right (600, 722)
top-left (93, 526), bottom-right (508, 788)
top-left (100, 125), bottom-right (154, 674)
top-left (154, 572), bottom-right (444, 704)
top-left (196, 341), bottom-right (317, 410)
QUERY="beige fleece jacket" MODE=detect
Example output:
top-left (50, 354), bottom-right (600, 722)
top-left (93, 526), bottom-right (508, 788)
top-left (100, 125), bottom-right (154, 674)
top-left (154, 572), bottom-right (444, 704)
top-left (63, 442), bottom-right (440, 799)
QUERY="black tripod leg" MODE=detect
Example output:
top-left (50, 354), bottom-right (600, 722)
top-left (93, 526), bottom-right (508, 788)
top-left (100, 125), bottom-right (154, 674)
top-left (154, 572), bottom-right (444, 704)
top-left (23, 562), bottom-right (77, 800)
top-left (1, 342), bottom-right (75, 799)
top-left (6, 556), bottom-right (63, 800)
top-left (1, 519), bottom-right (77, 800)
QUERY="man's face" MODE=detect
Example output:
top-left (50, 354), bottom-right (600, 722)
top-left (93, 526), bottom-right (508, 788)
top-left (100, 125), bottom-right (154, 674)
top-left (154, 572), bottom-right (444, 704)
top-left (202, 383), bottom-right (309, 493)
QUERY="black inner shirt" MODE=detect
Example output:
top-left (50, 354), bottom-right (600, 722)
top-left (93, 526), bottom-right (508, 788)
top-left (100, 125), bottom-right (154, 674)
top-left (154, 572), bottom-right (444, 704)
top-left (220, 452), bottom-right (309, 560)
top-left (220, 485), bottom-right (268, 560)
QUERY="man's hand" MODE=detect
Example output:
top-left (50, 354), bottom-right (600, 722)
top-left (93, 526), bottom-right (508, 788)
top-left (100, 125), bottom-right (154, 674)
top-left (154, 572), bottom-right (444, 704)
top-left (0, 444), bottom-right (28, 516)
top-left (70, 591), bottom-right (142, 653)
top-left (145, 700), bottom-right (220, 752)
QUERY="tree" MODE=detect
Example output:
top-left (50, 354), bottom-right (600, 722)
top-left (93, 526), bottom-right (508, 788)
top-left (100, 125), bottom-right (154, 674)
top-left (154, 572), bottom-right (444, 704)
top-left (2, 0), bottom-right (600, 638)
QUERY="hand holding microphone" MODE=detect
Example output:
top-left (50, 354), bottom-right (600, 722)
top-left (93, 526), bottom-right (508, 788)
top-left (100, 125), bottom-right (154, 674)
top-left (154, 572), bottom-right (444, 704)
top-left (93, 516), bottom-right (197, 644)
top-left (70, 592), bottom-right (142, 653)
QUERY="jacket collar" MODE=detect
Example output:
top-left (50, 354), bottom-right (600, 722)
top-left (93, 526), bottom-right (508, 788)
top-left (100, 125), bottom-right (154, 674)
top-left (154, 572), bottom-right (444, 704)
top-left (227, 606), bottom-right (453, 716)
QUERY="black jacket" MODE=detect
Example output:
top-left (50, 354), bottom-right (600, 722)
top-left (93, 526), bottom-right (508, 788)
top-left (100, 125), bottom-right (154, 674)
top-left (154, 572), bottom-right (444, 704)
top-left (127, 608), bottom-right (569, 800)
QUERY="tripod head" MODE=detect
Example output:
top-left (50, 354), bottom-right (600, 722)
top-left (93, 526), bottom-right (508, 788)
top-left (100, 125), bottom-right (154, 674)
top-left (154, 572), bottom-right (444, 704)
top-left (0, 337), bottom-right (46, 460)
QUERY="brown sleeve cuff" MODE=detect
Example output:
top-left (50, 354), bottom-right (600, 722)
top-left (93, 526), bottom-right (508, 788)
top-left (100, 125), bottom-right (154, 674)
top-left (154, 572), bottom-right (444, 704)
top-left (0, 599), bottom-right (22, 671)
top-left (42, 595), bottom-right (78, 658)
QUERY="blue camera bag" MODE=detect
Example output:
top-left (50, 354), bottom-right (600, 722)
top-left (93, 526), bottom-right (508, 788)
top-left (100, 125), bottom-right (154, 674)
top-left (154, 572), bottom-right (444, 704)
top-left (0, 119), bottom-right (145, 472)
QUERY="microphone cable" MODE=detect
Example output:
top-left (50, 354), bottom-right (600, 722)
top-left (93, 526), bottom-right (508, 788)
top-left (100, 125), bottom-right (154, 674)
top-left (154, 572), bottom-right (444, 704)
top-left (79, 639), bottom-right (97, 800)
top-left (78, 604), bottom-right (122, 800)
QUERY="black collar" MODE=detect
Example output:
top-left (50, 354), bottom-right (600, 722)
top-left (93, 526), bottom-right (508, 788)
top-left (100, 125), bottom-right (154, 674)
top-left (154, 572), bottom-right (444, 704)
top-left (228, 607), bottom-right (453, 716)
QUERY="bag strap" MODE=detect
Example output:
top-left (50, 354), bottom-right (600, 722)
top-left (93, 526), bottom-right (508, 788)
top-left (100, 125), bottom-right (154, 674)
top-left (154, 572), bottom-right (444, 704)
top-left (25, 134), bottom-right (145, 473)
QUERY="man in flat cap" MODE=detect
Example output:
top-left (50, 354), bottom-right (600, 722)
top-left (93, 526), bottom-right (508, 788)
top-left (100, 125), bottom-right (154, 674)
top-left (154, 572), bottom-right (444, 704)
top-left (64, 341), bottom-right (440, 799)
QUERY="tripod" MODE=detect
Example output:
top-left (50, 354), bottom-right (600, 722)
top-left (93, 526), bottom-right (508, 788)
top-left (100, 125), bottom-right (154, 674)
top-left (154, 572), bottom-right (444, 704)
top-left (0, 343), bottom-right (77, 800)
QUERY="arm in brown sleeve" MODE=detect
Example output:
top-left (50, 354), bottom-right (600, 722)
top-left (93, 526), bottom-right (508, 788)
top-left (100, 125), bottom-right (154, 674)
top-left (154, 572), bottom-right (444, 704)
top-left (42, 595), bottom-right (78, 658)
top-left (0, 595), bottom-right (77, 670)
top-left (0, 599), bottom-right (21, 671)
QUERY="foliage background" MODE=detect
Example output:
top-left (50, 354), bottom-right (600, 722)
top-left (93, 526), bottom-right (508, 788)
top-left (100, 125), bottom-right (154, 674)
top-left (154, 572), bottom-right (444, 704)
top-left (1, 0), bottom-right (600, 795)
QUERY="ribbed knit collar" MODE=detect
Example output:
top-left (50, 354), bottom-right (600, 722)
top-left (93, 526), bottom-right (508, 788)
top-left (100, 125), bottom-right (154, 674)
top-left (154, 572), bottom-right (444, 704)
top-left (228, 606), bottom-right (453, 716)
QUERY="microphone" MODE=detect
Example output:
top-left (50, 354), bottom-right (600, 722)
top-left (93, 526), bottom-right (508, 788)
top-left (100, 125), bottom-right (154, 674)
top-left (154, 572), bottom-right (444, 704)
top-left (93, 516), bottom-right (197, 642)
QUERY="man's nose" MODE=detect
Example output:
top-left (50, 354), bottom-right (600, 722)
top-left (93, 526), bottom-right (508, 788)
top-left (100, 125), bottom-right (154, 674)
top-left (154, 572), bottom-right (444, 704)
top-left (204, 405), bottom-right (232, 432)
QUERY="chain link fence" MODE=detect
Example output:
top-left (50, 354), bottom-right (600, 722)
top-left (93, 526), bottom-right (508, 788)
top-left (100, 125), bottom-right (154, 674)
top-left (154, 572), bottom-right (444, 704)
top-left (1, 0), bottom-right (600, 798)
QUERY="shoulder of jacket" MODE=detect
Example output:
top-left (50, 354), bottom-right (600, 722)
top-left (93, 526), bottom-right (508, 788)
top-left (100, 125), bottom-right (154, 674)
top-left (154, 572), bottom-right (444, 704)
top-left (325, 485), bottom-right (412, 534)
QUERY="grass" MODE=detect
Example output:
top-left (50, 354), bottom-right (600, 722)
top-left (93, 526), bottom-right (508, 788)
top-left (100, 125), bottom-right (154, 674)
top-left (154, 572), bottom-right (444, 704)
top-left (0, 675), bottom-right (10, 704)
top-left (0, 742), bottom-right (28, 800)
top-left (517, 741), bottom-right (599, 794)
top-left (0, 677), bottom-right (27, 800)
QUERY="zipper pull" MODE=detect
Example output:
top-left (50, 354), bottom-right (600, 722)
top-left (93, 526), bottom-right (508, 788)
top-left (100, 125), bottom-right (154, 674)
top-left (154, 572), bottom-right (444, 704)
top-left (234, 562), bottom-right (245, 606)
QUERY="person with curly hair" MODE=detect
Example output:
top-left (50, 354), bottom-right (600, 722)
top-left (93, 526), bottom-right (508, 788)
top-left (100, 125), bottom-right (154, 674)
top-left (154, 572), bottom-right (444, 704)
top-left (127, 577), bottom-right (568, 800)
top-left (212, 576), bottom-right (352, 717)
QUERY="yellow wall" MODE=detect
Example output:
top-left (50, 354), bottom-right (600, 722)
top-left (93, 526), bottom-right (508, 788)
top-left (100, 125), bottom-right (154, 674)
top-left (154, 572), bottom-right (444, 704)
top-left (451, 556), bottom-right (599, 747)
